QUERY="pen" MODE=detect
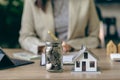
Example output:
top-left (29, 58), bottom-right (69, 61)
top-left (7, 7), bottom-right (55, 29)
top-left (48, 30), bottom-right (58, 41)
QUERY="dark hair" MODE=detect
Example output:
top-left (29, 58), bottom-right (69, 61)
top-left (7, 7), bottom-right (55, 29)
top-left (35, 0), bottom-right (48, 12)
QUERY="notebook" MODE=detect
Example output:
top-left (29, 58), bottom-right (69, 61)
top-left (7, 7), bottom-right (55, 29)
top-left (13, 52), bottom-right (40, 60)
top-left (0, 48), bottom-right (34, 70)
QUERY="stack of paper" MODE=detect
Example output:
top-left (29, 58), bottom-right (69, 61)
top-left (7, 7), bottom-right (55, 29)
top-left (13, 52), bottom-right (40, 60)
top-left (110, 53), bottom-right (120, 61)
top-left (40, 51), bottom-right (79, 66)
top-left (63, 52), bottom-right (78, 64)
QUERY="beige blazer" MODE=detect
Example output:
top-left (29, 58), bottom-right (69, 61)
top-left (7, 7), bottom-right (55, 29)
top-left (19, 0), bottom-right (100, 54)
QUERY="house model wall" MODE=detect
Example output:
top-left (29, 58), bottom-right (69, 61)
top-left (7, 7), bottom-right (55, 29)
top-left (106, 40), bottom-right (117, 55)
top-left (73, 46), bottom-right (98, 72)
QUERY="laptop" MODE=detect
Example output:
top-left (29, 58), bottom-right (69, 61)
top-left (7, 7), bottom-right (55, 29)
top-left (0, 48), bottom-right (34, 70)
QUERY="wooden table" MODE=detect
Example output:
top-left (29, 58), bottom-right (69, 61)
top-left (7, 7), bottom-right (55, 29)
top-left (0, 49), bottom-right (120, 80)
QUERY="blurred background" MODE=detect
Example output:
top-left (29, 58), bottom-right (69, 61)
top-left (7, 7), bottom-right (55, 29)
top-left (0, 0), bottom-right (23, 48)
top-left (95, 0), bottom-right (120, 47)
top-left (0, 0), bottom-right (120, 48)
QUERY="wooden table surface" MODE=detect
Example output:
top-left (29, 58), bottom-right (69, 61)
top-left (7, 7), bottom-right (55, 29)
top-left (0, 48), bottom-right (120, 80)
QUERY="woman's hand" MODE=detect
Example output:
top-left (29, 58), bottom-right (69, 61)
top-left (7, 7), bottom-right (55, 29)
top-left (62, 41), bottom-right (72, 52)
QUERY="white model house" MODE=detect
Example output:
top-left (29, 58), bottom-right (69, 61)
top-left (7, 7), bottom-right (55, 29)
top-left (73, 46), bottom-right (98, 72)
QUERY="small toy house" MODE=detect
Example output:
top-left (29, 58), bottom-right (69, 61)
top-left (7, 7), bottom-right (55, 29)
top-left (73, 46), bottom-right (98, 72)
top-left (118, 43), bottom-right (120, 53)
top-left (106, 40), bottom-right (117, 55)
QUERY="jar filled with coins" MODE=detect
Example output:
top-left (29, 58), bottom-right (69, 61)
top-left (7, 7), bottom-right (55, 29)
top-left (45, 41), bottom-right (63, 72)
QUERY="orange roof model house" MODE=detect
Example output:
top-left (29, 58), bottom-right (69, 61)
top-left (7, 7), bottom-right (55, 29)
top-left (118, 43), bottom-right (120, 53)
top-left (106, 40), bottom-right (117, 55)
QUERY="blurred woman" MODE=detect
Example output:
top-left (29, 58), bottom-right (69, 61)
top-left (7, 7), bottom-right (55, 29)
top-left (19, 0), bottom-right (100, 54)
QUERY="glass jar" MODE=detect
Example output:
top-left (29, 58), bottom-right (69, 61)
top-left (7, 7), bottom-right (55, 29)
top-left (45, 42), bottom-right (63, 72)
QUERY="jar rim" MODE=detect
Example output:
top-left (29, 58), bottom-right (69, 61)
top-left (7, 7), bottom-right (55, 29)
top-left (46, 41), bottom-right (62, 46)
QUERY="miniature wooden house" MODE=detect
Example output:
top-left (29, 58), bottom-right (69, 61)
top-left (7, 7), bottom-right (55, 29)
top-left (73, 46), bottom-right (98, 72)
top-left (106, 40), bottom-right (117, 55)
top-left (118, 43), bottom-right (120, 53)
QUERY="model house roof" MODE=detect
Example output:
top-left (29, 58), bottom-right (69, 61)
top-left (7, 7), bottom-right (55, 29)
top-left (107, 40), bottom-right (116, 48)
top-left (72, 46), bottom-right (98, 62)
